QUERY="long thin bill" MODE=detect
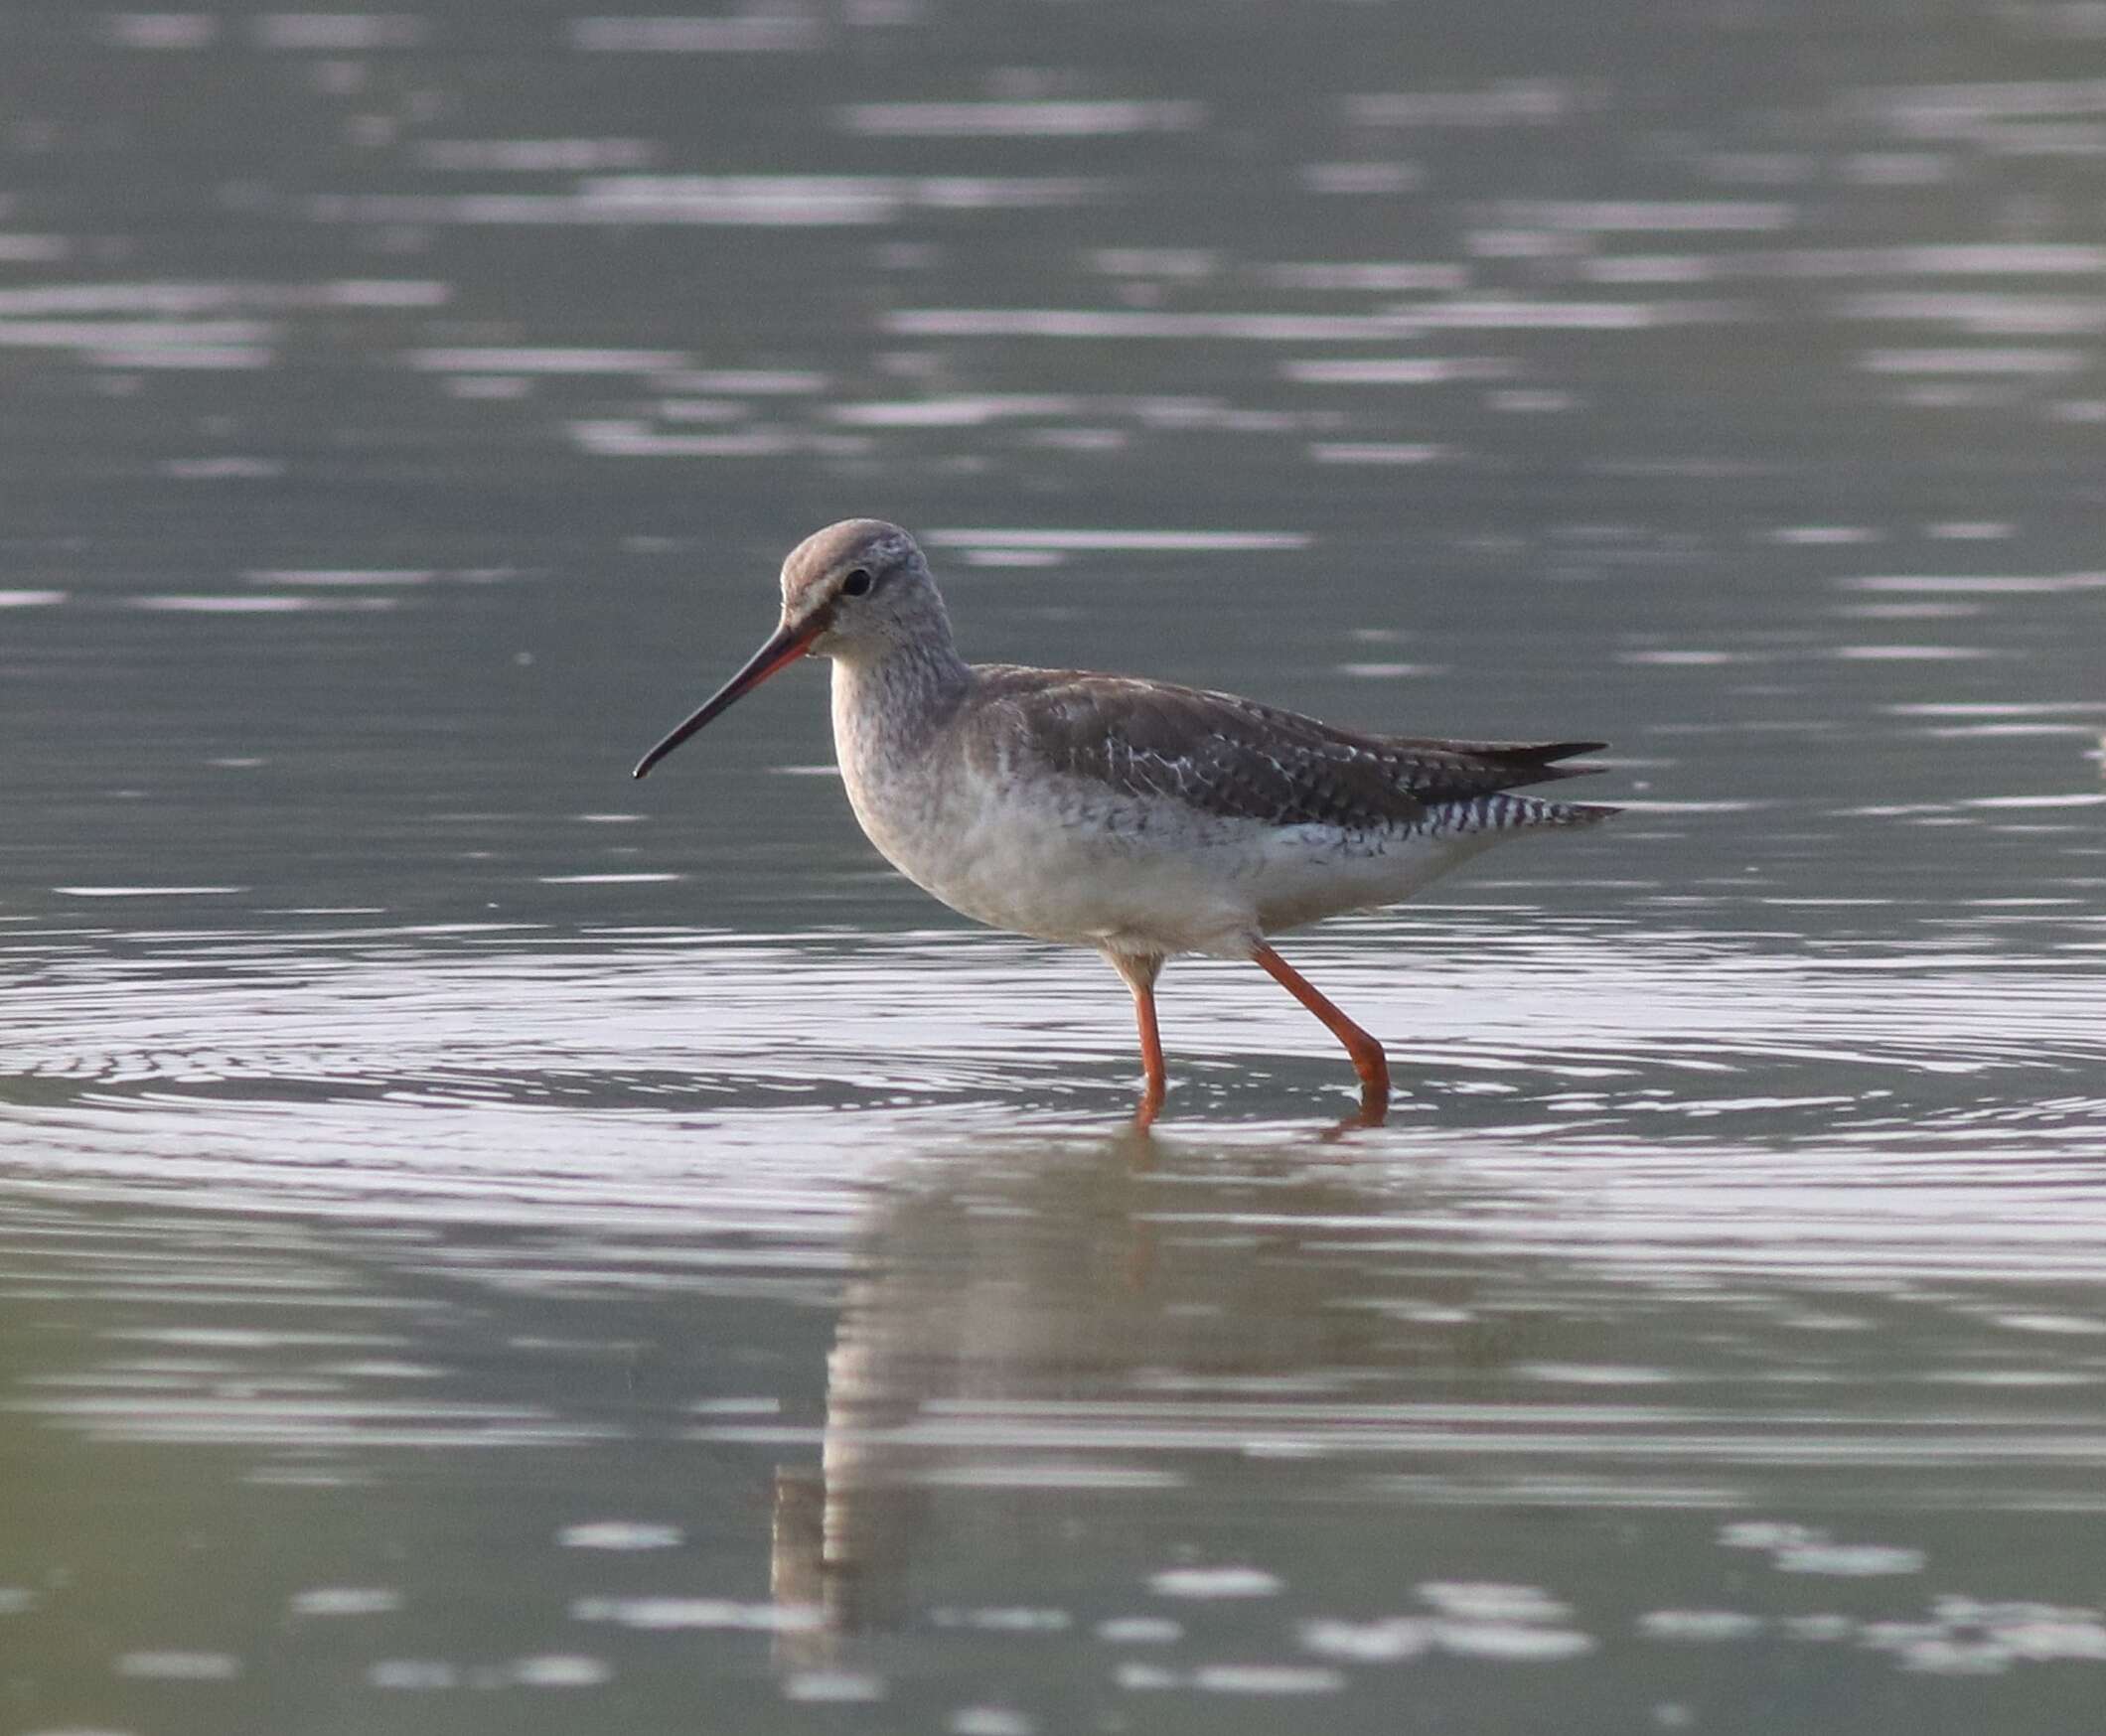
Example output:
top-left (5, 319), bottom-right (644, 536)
top-left (632, 621), bottom-right (817, 779)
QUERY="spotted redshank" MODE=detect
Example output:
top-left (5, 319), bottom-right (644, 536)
top-left (635, 519), bottom-right (1616, 1124)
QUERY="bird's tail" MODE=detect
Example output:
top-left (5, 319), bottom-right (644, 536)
top-left (1428, 792), bottom-right (1621, 838)
top-left (1449, 738), bottom-right (1610, 788)
top-left (1539, 799), bottom-right (1620, 825)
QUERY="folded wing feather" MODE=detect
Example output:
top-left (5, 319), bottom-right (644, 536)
top-left (970, 667), bottom-right (1604, 831)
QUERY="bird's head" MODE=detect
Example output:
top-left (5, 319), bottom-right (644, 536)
top-left (777, 518), bottom-right (947, 660)
top-left (632, 518), bottom-right (951, 780)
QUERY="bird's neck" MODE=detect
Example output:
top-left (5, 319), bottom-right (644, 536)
top-left (829, 636), bottom-right (974, 767)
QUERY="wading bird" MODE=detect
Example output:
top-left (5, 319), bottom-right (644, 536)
top-left (635, 520), bottom-right (1616, 1124)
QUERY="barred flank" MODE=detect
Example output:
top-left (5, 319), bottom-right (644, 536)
top-left (1420, 795), bottom-right (1621, 837)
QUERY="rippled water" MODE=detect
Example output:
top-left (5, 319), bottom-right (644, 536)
top-left (5, 1), bottom-right (2106, 1731)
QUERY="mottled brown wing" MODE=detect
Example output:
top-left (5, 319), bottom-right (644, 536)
top-left (972, 667), bottom-right (1604, 829)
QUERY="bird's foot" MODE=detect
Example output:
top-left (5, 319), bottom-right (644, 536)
top-left (1353, 1067), bottom-right (1390, 1127)
top-left (1316, 1079), bottom-right (1389, 1141)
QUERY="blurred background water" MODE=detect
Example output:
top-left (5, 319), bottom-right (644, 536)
top-left (3, 2), bottom-right (2105, 1731)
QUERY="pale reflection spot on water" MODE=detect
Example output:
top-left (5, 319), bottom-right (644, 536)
top-left (113, 1653), bottom-right (240, 1681)
top-left (781, 1669), bottom-right (887, 1702)
top-left (557, 1521), bottom-right (684, 1549)
top-left (1097, 1616), bottom-right (1183, 1644)
top-left (1148, 1567), bottom-right (1282, 1599)
top-left (950, 1709), bottom-right (1037, 1736)
top-left (288, 1588), bottom-right (402, 1618)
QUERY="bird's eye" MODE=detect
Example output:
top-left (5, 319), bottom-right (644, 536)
top-left (840, 568), bottom-right (873, 598)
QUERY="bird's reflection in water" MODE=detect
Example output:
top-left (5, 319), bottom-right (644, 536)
top-left (764, 1120), bottom-right (1510, 1668)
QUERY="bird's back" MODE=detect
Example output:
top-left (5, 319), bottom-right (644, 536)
top-left (962, 665), bottom-right (1618, 835)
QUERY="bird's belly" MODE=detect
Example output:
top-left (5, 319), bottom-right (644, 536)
top-left (844, 759), bottom-right (1509, 956)
top-left (847, 770), bottom-right (1268, 955)
top-left (1248, 824), bottom-right (1498, 933)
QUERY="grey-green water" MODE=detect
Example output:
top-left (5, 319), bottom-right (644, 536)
top-left (4, 3), bottom-right (2105, 1732)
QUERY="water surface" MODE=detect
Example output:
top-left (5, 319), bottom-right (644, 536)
top-left (4, 2), bottom-right (2106, 1731)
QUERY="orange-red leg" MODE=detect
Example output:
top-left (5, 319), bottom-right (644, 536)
top-left (1107, 951), bottom-right (1168, 1125)
top-left (1253, 942), bottom-right (1389, 1123)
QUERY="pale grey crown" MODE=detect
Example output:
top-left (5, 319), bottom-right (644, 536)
top-left (778, 517), bottom-right (956, 659)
